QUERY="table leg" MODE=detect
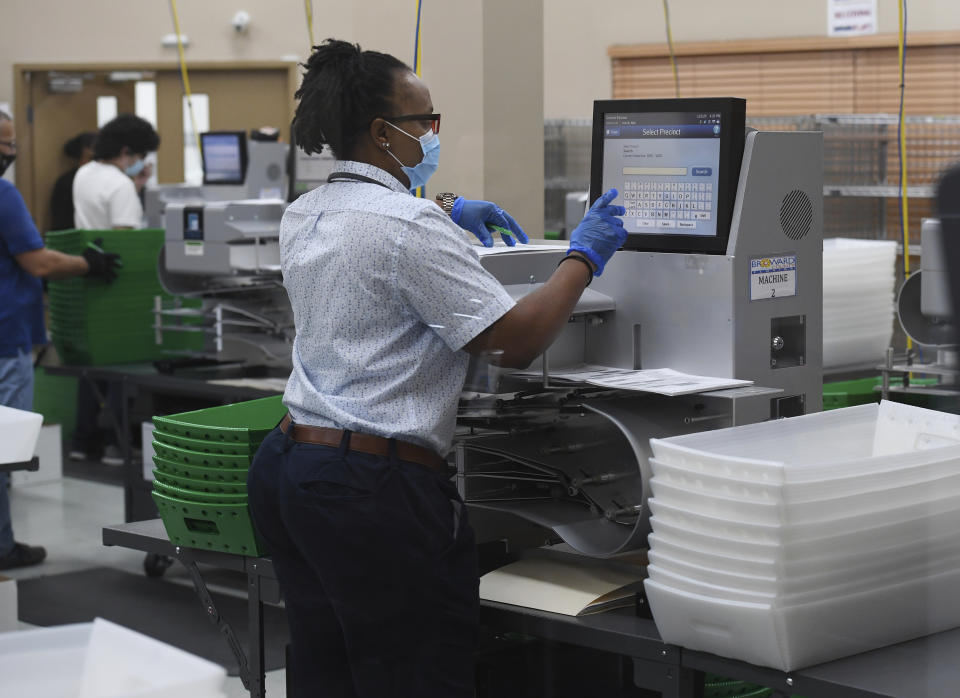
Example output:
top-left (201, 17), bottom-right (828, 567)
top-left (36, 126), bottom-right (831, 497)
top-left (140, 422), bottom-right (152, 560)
top-left (632, 656), bottom-right (697, 698)
top-left (180, 555), bottom-right (254, 692)
top-left (248, 564), bottom-right (266, 698)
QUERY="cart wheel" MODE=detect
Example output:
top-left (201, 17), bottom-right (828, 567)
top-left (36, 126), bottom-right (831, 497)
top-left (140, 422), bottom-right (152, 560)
top-left (144, 553), bottom-right (174, 578)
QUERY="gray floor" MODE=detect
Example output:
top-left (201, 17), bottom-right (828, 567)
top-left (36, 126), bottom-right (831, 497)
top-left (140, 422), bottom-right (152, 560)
top-left (5, 474), bottom-right (287, 698)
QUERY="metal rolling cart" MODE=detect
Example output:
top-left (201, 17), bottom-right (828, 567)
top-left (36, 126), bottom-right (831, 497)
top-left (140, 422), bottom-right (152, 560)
top-left (102, 520), bottom-right (278, 698)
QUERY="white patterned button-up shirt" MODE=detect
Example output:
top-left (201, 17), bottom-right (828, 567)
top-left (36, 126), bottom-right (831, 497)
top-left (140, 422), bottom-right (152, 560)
top-left (281, 160), bottom-right (516, 455)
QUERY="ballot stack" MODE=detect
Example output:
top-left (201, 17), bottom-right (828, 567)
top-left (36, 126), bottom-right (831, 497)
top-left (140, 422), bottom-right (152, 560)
top-left (644, 400), bottom-right (960, 671)
top-left (45, 229), bottom-right (203, 365)
top-left (151, 395), bottom-right (286, 556)
top-left (822, 238), bottom-right (898, 369)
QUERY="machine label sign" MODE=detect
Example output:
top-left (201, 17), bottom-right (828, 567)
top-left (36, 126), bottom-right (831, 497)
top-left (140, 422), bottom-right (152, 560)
top-left (184, 241), bottom-right (204, 257)
top-left (750, 254), bottom-right (797, 300)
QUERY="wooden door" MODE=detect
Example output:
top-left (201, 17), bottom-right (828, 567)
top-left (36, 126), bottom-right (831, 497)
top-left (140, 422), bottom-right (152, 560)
top-left (27, 73), bottom-right (135, 233)
top-left (16, 62), bottom-right (299, 219)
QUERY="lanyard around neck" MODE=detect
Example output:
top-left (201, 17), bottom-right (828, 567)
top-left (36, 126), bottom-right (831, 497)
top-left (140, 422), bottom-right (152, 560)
top-left (327, 172), bottom-right (391, 189)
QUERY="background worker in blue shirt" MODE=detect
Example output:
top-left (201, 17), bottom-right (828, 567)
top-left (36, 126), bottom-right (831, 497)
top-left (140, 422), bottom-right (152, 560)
top-left (0, 110), bottom-right (121, 570)
top-left (247, 39), bottom-right (626, 697)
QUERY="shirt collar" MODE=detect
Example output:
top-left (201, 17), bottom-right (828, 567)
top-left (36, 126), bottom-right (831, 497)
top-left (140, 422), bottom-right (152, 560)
top-left (332, 160), bottom-right (410, 195)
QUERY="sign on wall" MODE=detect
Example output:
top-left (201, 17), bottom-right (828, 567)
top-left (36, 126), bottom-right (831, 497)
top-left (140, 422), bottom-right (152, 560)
top-left (827, 0), bottom-right (878, 37)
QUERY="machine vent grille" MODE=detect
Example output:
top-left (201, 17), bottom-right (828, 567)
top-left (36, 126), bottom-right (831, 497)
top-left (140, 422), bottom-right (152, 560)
top-left (780, 189), bottom-right (813, 241)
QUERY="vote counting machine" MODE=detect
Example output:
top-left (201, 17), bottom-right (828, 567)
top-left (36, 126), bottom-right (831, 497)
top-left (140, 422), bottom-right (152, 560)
top-left (153, 100), bottom-right (824, 559)
top-left (457, 98), bottom-right (824, 557)
top-left (151, 132), bottom-right (334, 366)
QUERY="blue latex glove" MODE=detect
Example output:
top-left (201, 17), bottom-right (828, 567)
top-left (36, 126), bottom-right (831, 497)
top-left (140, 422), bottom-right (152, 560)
top-left (567, 188), bottom-right (627, 276)
top-left (451, 197), bottom-right (529, 247)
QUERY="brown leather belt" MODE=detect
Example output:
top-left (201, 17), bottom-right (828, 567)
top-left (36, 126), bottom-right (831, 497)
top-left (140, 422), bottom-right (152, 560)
top-left (279, 414), bottom-right (447, 474)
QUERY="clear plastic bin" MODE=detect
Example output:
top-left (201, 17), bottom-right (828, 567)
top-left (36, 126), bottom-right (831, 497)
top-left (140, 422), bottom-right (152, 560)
top-left (649, 526), bottom-right (960, 582)
top-left (650, 402), bottom-right (960, 482)
top-left (0, 618), bottom-right (227, 697)
top-left (648, 491), bottom-right (960, 547)
top-left (645, 401), bottom-right (960, 671)
top-left (649, 471), bottom-right (960, 527)
top-left (645, 565), bottom-right (960, 671)
top-left (649, 538), bottom-right (960, 601)
top-left (650, 450), bottom-right (960, 503)
top-left (0, 405), bottom-right (43, 464)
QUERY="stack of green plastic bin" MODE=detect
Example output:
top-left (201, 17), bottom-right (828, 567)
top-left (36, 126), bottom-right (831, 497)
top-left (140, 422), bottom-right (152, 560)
top-left (45, 229), bottom-right (203, 365)
top-left (703, 675), bottom-right (773, 698)
top-left (151, 395), bottom-right (287, 556)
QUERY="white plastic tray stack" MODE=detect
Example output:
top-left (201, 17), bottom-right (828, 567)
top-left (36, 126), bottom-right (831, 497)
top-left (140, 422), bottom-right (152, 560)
top-left (0, 404), bottom-right (43, 465)
top-left (645, 400), bottom-right (960, 671)
top-left (822, 238), bottom-right (898, 369)
top-left (0, 618), bottom-right (227, 697)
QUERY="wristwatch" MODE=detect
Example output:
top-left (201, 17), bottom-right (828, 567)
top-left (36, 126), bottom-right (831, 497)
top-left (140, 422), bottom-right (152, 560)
top-left (436, 192), bottom-right (457, 216)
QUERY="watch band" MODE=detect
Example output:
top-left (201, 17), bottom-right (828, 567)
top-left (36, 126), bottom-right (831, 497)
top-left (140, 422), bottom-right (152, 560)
top-left (436, 192), bottom-right (457, 216)
top-left (557, 254), bottom-right (594, 286)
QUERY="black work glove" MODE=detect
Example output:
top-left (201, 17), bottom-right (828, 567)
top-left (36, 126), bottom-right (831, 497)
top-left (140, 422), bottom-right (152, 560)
top-left (82, 238), bottom-right (122, 283)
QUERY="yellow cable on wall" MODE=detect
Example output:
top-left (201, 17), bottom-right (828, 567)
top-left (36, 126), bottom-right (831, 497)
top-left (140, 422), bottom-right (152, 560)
top-left (897, 0), bottom-right (910, 276)
top-left (304, 0), bottom-right (316, 48)
top-left (413, 0), bottom-right (425, 197)
top-left (662, 0), bottom-right (680, 98)
top-left (168, 0), bottom-right (200, 157)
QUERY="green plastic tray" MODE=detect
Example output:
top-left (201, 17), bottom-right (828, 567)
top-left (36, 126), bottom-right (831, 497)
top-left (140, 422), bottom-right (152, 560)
top-left (151, 441), bottom-right (253, 468)
top-left (153, 430), bottom-right (262, 456)
top-left (153, 491), bottom-right (264, 556)
top-left (704, 680), bottom-right (767, 698)
top-left (153, 455), bottom-right (249, 483)
top-left (152, 395), bottom-right (285, 444)
top-left (152, 480), bottom-right (248, 505)
top-left (153, 469), bottom-right (248, 494)
top-left (736, 689), bottom-right (772, 698)
top-left (823, 375), bottom-right (940, 410)
top-left (46, 228), bottom-right (204, 365)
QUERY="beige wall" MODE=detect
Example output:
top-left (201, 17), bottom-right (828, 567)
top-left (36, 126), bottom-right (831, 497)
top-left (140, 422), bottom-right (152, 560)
top-left (5, 0), bottom-right (960, 225)
top-left (7, 1), bottom-right (960, 120)
top-left (544, 0), bottom-right (960, 118)
top-left (482, 0), bottom-right (545, 232)
top-left (2, 0), bottom-right (544, 229)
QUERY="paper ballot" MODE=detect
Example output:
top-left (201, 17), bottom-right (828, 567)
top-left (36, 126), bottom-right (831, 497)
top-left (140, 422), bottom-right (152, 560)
top-left (474, 243), bottom-right (565, 257)
top-left (513, 364), bottom-right (752, 397)
top-left (480, 556), bottom-right (645, 617)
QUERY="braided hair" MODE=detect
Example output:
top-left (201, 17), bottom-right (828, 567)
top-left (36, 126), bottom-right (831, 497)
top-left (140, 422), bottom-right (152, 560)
top-left (293, 39), bottom-right (410, 159)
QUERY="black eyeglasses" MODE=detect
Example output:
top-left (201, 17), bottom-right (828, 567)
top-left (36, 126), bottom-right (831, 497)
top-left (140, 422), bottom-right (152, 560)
top-left (0, 140), bottom-right (16, 150)
top-left (382, 113), bottom-right (441, 135)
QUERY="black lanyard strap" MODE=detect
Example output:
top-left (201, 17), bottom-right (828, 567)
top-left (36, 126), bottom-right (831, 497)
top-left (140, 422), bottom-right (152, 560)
top-left (327, 172), bottom-right (391, 189)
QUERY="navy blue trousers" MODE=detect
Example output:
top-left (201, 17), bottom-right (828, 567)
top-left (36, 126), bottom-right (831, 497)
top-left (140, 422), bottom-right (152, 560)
top-left (247, 425), bottom-right (479, 698)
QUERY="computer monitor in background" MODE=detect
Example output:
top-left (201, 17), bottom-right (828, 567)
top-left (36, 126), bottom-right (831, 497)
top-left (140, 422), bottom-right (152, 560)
top-left (201, 131), bottom-right (248, 185)
top-left (590, 98), bottom-right (746, 254)
top-left (288, 145), bottom-right (336, 201)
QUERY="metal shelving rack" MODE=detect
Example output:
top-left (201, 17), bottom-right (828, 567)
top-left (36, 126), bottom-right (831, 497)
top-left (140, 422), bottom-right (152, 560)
top-left (746, 113), bottom-right (960, 242)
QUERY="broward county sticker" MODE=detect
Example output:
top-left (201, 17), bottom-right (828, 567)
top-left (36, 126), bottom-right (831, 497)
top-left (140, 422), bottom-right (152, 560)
top-left (750, 254), bottom-right (797, 300)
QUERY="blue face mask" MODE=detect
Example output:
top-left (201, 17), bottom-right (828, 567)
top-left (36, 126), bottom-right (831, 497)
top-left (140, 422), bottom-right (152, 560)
top-left (384, 122), bottom-right (440, 192)
top-left (124, 157), bottom-right (146, 177)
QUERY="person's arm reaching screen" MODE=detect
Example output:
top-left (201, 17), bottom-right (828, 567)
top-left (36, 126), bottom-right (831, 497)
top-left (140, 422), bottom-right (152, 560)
top-left (464, 189), bottom-right (627, 368)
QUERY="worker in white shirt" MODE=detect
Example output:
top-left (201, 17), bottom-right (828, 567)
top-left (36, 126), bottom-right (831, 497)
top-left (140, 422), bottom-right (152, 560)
top-left (73, 114), bottom-right (158, 230)
top-left (70, 113), bottom-right (159, 464)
